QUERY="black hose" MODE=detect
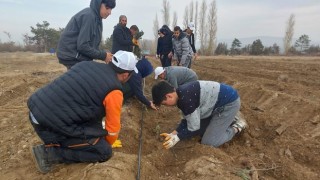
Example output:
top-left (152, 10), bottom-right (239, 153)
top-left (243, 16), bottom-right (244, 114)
top-left (136, 79), bottom-right (146, 180)
top-left (136, 104), bottom-right (144, 180)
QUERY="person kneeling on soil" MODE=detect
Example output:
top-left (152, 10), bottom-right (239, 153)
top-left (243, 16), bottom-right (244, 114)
top-left (122, 57), bottom-right (157, 110)
top-left (27, 51), bottom-right (138, 173)
top-left (152, 81), bottom-right (247, 149)
top-left (154, 66), bottom-right (198, 89)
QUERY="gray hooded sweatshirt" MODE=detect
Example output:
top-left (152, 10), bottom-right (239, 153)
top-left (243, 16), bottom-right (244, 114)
top-left (57, 0), bottom-right (106, 67)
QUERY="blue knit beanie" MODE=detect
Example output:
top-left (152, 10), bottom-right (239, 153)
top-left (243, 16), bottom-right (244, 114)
top-left (136, 58), bottom-right (153, 78)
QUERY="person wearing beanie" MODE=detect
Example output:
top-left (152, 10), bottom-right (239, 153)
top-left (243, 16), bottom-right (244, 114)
top-left (122, 57), bottom-right (157, 110)
top-left (151, 81), bottom-right (247, 149)
top-left (57, 0), bottom-right (116, 69)
top-left (154, 66), bottom-right (198, 89)
top-left (28, 51), bottom-right (137, 173)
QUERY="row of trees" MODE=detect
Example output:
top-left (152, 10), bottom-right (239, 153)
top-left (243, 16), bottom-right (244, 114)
top-left (215, 34), bottom-right (318, 56)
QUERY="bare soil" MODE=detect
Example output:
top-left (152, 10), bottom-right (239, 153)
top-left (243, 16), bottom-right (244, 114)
top-left (0, 52), bottom-right (319, 180)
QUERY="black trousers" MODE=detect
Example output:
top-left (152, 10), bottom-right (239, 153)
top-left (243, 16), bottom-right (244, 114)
top-left (29, 114), bottom-right (112, 163)
top-left (160, 54), bottom-right (172, 67)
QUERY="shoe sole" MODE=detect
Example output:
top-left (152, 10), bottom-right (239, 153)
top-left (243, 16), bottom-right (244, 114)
top-left (30, 146), bottom-right (50, 174)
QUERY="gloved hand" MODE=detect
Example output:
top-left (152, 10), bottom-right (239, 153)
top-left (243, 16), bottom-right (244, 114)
top-left (132, 38), bottom-right (139, 46)
top-left (112, 139), bottom-right (122, 148)
top-left (160, 133), bottom-right (180, 149)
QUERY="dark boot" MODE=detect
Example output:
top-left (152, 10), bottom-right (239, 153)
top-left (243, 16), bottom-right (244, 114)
top-left (31, 144), bottom-right (52, 173)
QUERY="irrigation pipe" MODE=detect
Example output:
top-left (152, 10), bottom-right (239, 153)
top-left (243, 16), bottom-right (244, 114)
top-left (136, 77), bottom-right (146, 180)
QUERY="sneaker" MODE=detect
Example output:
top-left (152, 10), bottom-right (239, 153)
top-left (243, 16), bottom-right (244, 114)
top-left (31, 144), bottom-right (52, 173)
top-left (232, 117), bottom-right (248, 135)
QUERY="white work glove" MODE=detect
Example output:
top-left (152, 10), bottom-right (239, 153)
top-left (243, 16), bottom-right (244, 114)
top-left (160, 133), bottom-right (180, 149)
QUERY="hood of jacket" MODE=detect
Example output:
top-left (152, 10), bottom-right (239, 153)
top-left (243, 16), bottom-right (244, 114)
top-left (175, 30), bottom-right (187, 40)
top-left (90, 0), bottom-right (102, 20)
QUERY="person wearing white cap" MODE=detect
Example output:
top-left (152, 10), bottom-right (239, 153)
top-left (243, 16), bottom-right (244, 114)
top-left (28, 50), bottom-right (137, 173)
top-left (154, 66), bottom-right (198, 89)
top-left (184, 22), bottom-right (197, 60)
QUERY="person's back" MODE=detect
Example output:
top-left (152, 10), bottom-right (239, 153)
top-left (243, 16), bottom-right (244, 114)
top-left (166, 66), bottom-right (197, 88)
top-left (57, 0), bottom-right (115, 69)
top-left (28, 50), bottom-right (138, 174)
top-left (154, 66), bottom-right (198, 89)
top-left (28, 61), bottom-right (122, 137)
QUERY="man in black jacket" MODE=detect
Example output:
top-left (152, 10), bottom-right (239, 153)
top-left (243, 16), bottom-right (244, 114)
top-left (111, 15), bottom-right (138, 54)
top-left (28, 51), bottom-right (137, 173)
top-left (57, 0), bottom-right (116, 69)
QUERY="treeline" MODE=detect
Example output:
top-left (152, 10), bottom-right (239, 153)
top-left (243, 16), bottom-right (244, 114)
top-left (215, 36), bottom-right (320, 56)
top-left (1, 21), bottom-right (63, 53)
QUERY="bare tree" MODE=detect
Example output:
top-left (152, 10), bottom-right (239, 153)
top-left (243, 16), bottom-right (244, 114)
top-left (152, 13), bottom-right (160, 54)
top-left (194, 1), bottom-right (198, 41)
top-left (183, 6), bottom-right (189, 29)
top-left (3, 31), bottom-right (12, 41)
top-left (198, 0), bottom-right (207, 54)
top-left (189, 1), bottom-right (194, 23)
top-left (283, 14), bottom-right (295, 55)
top-left (172, 11), bottom-right (178, 29)
top-left (162, 0), bottom-right (170, 26)
top-left (206, 0), bottom-right (217, 55)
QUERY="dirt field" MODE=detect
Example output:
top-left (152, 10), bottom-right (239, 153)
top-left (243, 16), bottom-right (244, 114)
top-left (0, 52), bottom-right (319, 180)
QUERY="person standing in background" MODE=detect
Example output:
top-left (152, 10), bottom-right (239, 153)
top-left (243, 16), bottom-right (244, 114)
top-left (112, 15), bottom-right (138, 54)
top-left (184, 22), bottom-right (197, 61)
top-left (156, 25), bottom-right (173, 67)
top-left (172, 26), bottom-right (193, 68)
top-left (57, 0), bottom-right (116, 69)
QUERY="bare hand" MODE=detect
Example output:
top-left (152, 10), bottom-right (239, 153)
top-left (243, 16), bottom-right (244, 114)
top-left (105, 52), bottom-right (113, 64)
top-left (150, 101), bottom-right (158, 110)
top-left (194, 53), bottom-right (198, 61)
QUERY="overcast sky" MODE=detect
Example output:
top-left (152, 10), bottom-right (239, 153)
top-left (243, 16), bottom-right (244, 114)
top-left (0, 0), bottom-right (319, 45)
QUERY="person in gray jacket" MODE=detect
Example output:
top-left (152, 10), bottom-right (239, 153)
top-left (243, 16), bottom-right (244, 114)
top-left (57, 0), bottom-right (116, 69)
top-left (152, 81), bottom-right (247, 149)
top-left (172, 26), bottom-right (194, 68)
top-left (154, 66), bottom-right (198, 89)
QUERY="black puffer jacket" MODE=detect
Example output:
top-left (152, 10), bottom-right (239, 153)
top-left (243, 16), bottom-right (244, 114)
top-left (27, 61), bottom-right (122, 139)
top-left (157, 28), bottom-right (173, 55)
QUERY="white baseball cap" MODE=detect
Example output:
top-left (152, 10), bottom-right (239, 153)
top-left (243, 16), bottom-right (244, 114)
top-left (154, 67), bottom-right (165, 79)
top-left (112, 50), bottom-right (138, 73)
top-left (188, 22), bottom-right (195, 31)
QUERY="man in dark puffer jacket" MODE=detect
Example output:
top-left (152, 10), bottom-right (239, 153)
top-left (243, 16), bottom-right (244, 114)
top-left (28, 51), bottom-right (137, 173)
